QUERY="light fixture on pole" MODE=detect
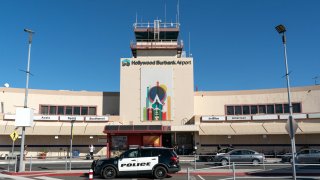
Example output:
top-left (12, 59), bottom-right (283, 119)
top-left (19, 28), bottom-right (34, 172)
top-left (275, 24), bottom-right (297, 180)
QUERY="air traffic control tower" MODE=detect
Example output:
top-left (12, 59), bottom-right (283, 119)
top-left (120, 20), bottom-right (194, 126)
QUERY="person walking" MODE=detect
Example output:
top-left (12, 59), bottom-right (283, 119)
top-left (23, 145), bottom-right (28, 160)
top-left (89, 144), bottom-right (95, 160)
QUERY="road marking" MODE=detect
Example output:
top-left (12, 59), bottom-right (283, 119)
top-left (197, 175), bottom-right (205, 180)
top-left (218, 176), bottom-right (294, 180)
top-left (190, 176), bottom-right (197, 180)
top-left (35, 176), bottom-right (63, 180)
top-left (0, 173), bottom-right (34, 180)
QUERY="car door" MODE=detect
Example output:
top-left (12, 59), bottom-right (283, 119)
top-left (137, 149), bottom-right (158, 173)
top-left (308, 150), bottom-right (319, 163)
top-left (229, 150), bottom-right (242, 163)
top-left (296, 149), bottom-right (309, 163)
top-left (241, 150), bottom-right (254, 163)
top-left (118, 149), bottom-right (139, 175)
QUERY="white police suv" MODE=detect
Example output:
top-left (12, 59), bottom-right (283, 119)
top-left (91, 147), bottom-right (180, 179)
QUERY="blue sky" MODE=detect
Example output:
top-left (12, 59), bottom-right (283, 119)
top-left (0, 0), bottom-right (319, 92)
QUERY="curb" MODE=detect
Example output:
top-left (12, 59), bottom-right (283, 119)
top-left (2, 170), bottom-right (320, 177)
top-left (1, 171), bottom-right (86, 177)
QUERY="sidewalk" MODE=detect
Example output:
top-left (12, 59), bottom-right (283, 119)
top-left (2, 165), bottom-right (320, 177)
top-left (1, 157), bottom-right (320, 177)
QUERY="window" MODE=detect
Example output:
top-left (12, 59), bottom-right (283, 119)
top-left (242, 106), bottom-right (250, 115)
top-left (123, 149), bottom-right (138, 158)
top-left (275, 104), bottom-right (283, 113)
top-left (81, 107), bottom-right (88, 115)
top-left (242, 150), bottom-right (255, 155)
top-left (235, 106), bottom-right (242, 115)
top-left (267, 105), bottom-right (275, 114)
top-left (140, 149), bottom-right (153, 157)
top-left (89, 107), bottom-right (96, 115)
top-left (49, 106), bottom-right (57, 115)
top-left (57, 106), bottom-right (65, 115)
top-left (250, 105), bottom-right (258, 114)
top-left (66, 106), bottom-right (72, 115)
top-left (284, 104), bottom-right (290, 113)
top-left (225, 103), bottom-right (301, 115)
top-left (40, 105), bottom-right (97, 116)
top-left (73, 106), bottom-right (80, 115)
top-left (227, 106), bottom-right (234, 115)
top-left (292, 103), bottom-right (301, 113)
top-left (41, 106), bottom-right (49, 114)
top-left (230, 150), bottom-right (241, 155)
top-left (258, 105), bottom-right (266, 114)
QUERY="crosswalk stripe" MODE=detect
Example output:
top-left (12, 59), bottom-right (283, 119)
top-left (198, 175), bottom-right (205, 180)
top-left (34, 176), bottom-right (63, 180)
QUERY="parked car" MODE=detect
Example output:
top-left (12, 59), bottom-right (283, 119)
top-left (91, 147), bottom-right (180, 179)
top-left (213, 149), bottom-right (265, 166)
top-left (203, 147), bottom-right (234, 162)
top-left (281, 149), bottom-right (320, 164)
top-left (281, 152), bottom-right (293, 163)
top-left (296, 149), bottom-right (320, 164)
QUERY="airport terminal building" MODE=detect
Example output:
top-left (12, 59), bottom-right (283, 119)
top-left (1, 20), bottom-right (320, 158)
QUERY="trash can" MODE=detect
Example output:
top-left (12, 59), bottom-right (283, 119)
top-left (86, 153), bottom-right (91, 160)
top-left (72, 150), bottom-right (80, 158)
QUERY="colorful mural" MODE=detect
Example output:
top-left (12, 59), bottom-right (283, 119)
top-left (141, 68), bottom-right (173, 121)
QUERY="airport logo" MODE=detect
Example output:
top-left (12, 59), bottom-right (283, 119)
top-left (122, 59), bottom-right (131, 66)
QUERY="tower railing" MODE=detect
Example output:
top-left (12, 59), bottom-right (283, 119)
top-left (133, 22), bottom-right (180, 29)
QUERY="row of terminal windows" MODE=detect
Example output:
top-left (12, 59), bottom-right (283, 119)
top-left (40, 105), bottom-right (97, 115)
top-left (226, 103), bottom-right (301, 115)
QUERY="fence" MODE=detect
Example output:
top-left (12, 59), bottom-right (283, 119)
top-left (179, 154), bottom-right (320, 180)
top-left (2, 154), bottom-right (98, 172)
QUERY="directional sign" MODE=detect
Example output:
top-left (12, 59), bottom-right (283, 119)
top-left (10, 131), bottom-right (19, 142)
top-left (285, 116), bottom-right (298, 138)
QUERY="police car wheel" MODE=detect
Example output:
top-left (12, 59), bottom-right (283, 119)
top-left (102, 166), bottom-right (116, 179)
top-left (154, 166), bottom-right (167, 179)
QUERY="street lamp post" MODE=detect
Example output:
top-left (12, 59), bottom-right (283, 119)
top-left (69, 120), bottom-right (75, 170)
top-left (275, 24), bottom-right (297, 180)
top-left (19, 28), bottom-right (34, 172)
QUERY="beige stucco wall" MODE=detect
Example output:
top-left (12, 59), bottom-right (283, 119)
top-left (0, 88), bottom-right (120, 116)
top-left (194, 85), bottom-right (320, 115)
top-left (120, 57), bottom-right (194, 125)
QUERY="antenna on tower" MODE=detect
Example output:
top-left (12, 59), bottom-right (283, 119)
top-left (164, 0), bottom-right (167, 24)
top-left (177, 0), bottom-right (180, 24)
top-left (136, 12), bottom-right (138, 24)
top-left (188, 32), bottom-right (191, 57)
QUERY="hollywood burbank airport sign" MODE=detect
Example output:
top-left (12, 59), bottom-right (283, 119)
top-left (122, 59), bottom-right (192, 67)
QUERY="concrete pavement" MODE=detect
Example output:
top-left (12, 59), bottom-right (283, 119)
top-left (1, 157), bottom-right (320, 178)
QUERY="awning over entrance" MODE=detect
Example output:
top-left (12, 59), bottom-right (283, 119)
top-left (103, 125), bottom-right (171, 134)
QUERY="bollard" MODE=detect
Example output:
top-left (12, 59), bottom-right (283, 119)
top-left (194, 154), bottom-right (197, 170)
top-left (187, 167), bottom-right (189, 180)
top-left (29, 155), bottom-right (32, 171)
top-left (232, 162), bottom-right (235, 180)
top-left (65, 155), bottom-right (68, 170)
top-left (89, 169), bottom-right (93, 180)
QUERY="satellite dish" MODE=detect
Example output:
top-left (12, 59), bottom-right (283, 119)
top-left (4, 83), bottom-right (9, 88)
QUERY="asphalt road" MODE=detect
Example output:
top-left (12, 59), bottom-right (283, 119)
top-left (1, 161), bottom-right (320, 180)
top-left (1, 173), bottom-right (320, 180)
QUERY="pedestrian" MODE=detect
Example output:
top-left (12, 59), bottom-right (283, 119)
top-left (23, 145), bottom-right (28, 160)
top-left (217, 144), bottom-right (221, 151)
top-left (89, 144), bottom-right (95, 160)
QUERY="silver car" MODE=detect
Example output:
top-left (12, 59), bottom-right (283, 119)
top-left (296, 149), bottom-right (320, 164)
top-left (213, 149), bottom-right (265, 166)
